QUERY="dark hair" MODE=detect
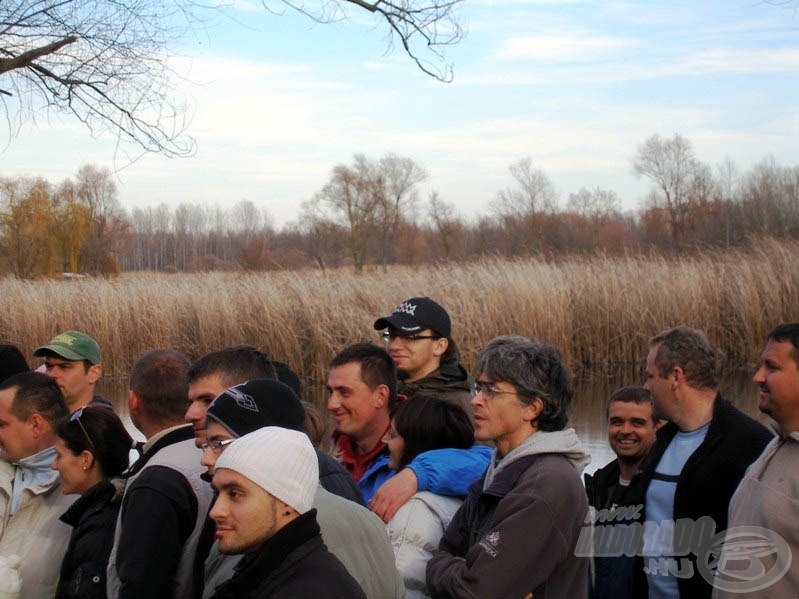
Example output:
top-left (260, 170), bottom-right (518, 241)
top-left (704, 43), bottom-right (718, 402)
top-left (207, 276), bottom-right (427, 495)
top-left (475, 335), bottom-right (573, 432)
top-left (441, 337), bottom-right (460, 363)
top-left (606, 386), bottom-right (660, 423)
top-left (0, 372), bottom-right (68, 428)
top-left (56, 406), bottom-right (132, 477)
top-left (188, 346), bottom-right (301, 398)
top-left (767, 323), bottom-right (799, 362)
top-left (330, 343), bottom-right (398, 410)
top-left (0, 345), bottom-right (29, 383)
top-left (390, 396), bottom-right (473, 470)
top-left (649, 325), bottom-right (718, 389)
top-left (130, 349), bottom-right (190, 422)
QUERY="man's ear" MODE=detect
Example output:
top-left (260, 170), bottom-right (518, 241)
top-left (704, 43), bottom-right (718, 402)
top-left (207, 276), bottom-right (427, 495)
top-left (128, 389), bottom-right (139, 414)
top-left (87, 364), bottom-right (102, 385)
top-left (671, 366), bottom-right (685, 390)
top-left (433, 337), bottom-right (449, 358)
top-left (523, 397), bottom-right (544, 424)
top-left (373, 384), bottom-right (390, 409)
top-left (28, 413), bottom-right (48, 440)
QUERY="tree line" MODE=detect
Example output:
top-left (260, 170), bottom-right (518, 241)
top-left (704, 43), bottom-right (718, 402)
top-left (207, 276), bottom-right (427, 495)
top-left (1, 134), bottom-right (798, 277)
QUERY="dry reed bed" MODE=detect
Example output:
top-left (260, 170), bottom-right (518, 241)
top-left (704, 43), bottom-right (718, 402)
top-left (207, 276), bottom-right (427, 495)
top-left (1, 238), bottom-right (797, 384)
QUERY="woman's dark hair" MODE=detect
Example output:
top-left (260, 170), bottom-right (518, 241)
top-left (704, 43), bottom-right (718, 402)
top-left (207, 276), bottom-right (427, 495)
top-left (56, 406), bottom-right (133, 478)
top-left (389, 395), bottom-right (474, 470)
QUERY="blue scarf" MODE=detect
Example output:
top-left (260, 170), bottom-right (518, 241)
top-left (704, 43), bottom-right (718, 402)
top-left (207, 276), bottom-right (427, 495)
top-left (11, 446), bottom-right (59, 514)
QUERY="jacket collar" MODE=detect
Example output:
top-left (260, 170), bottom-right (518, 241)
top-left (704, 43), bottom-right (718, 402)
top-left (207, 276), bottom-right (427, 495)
top-left (125, 424), bottom-right (194, 478)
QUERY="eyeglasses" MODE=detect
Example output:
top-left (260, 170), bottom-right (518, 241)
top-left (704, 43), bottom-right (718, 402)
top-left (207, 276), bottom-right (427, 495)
top-left (201, 438), bottom-right (236, 454)
top-left (70, 407), bottom-right (95, 451)
top-left (471, 380), bottom-right (518, 401)
top-left (382, 331), bottom-right (441, 343)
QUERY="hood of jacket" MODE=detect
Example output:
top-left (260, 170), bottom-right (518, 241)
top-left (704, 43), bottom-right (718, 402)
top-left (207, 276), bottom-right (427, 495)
top-left (398, 359), bottom-right (471, 393)
top-left (485, 428), bottom-right (590, 489)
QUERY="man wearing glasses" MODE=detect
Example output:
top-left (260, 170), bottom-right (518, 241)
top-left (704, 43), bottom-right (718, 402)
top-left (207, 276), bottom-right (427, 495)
top-left (0, 372), bottom-right (74, 599)
top-left (374, 297), bottom-right (473, 412)
top-left (427, 336), bottom-right (590, 598)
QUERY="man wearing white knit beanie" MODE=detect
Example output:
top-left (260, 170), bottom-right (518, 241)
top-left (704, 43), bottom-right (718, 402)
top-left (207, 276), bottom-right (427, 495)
top-left (208, 427), bottom-right (365, 598)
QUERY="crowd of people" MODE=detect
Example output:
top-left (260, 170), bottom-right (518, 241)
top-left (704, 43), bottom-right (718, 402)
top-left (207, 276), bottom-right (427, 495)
top-left (0, 299), bottom-right (796, 599)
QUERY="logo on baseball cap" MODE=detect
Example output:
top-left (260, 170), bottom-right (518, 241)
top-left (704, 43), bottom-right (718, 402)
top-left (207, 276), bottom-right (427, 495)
top-left (33, 331), bottom-right (102, 364)
top-left (373, 297), bottom-right (451, 338)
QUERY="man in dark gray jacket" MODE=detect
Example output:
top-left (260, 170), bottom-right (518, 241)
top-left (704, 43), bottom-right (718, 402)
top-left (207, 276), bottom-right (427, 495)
top-left (426, 336), bottom-right (590, 599)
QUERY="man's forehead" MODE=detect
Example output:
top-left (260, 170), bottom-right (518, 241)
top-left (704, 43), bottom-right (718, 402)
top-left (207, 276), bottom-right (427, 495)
top-left (608, 400), bottom-right (653, 418)
top-left (329, 361), bottom-right (364, 382)
top-left (190, 374), bottom-right (228, 397)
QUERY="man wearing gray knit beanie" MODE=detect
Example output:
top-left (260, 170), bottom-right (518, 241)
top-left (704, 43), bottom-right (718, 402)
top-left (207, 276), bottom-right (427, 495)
top-left (208, 427), bottom-right (365, 599)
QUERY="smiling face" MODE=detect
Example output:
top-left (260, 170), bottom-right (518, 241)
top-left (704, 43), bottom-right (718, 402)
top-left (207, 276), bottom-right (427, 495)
top-left (0, 388), bottom-right (35, 463)
top-left (753, 339), bottom-right (799, 433)
top-left (326, 362), bottom-right (388, 449)
top-left (210, 468), bottom-right (287, 555)
top-left (186, 374), bottom-right (228, 448)
top-left (607, 400), bottom-right (658, 465)
top-left (382, 419), bottom-right (405, 471)
top-left (51, 437), bottom-right (98, 495)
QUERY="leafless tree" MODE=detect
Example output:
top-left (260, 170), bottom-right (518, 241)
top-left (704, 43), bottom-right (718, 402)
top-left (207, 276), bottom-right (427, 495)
top-left (0, 0), bottom-right (464, 159)
top-left (632, 133), bottom-right (705, 249)
top-left (566, 187), bottom-right (621, 223)
top-left (428, 191), bottom-right (461, 260)
top-left (492, 157), bottom-right (557, 254)
top-left (265, 0), bottom-right (464, 81)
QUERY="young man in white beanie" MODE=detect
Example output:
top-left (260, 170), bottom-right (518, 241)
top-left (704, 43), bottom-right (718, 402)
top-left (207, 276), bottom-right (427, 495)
top-left (208, 427), bottom-right (366, 599)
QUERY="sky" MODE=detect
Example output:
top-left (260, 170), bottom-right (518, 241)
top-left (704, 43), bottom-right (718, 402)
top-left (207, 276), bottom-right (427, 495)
top-left (2, 0), bottom-right (798, 228)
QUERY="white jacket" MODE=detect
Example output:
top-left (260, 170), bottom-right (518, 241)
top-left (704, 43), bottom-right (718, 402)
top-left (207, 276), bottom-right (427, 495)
top-left (0, 460), bottom-right (75, 599)
top-left (388, 491), bottom-right (462, 599)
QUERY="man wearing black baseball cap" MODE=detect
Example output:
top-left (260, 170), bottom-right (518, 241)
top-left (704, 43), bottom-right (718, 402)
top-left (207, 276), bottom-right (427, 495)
top-left (374, 297), bottom-right (472, 411)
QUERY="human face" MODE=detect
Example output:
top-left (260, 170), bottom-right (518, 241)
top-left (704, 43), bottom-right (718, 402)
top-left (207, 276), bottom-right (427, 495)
top-left (201, 420), bottom-right (235, 476)
top-left (44, 357), bottom-right (100, 409)
top-left (0, 388), bottom-right (36, 463)
top-left (386, 328), bottom-right (446, 383)
top-left (607, 401), bottom-right (658, 465)
top-left (326, 362), bottom-right (387, 443)
top-left (471, 375), bottom-right (535, 457)
top-left (51, 437), bottom-right (96, 495)
top-left (186, 374), bottom-right (228, 448)
top-left (382, 419), bottom-right (405, 471)
top-left (643, 344), bottom-right (676, 421)
top-left (753, 339), bottom-right (799, 433)
top-left (210, 468), bottom-right (283, 555)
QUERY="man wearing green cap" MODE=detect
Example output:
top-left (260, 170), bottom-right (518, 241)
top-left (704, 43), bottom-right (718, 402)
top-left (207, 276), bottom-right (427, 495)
top-left (33, 330), bottom-right (108, 412)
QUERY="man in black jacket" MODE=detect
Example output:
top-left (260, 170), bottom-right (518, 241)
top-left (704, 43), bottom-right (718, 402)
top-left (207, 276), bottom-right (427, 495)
top-left (209, 426), bottom-right (365, 599)
top-left (106, 349), bottom-right (214, 599)
top-left (635, 325), bottom-right (772, 598)
top-left (584, 386), bottom-right (660, 599)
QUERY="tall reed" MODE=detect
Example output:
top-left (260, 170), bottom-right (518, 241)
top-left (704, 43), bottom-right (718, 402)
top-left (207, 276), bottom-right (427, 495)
top-left (1, 238), bottom-right (796, 387)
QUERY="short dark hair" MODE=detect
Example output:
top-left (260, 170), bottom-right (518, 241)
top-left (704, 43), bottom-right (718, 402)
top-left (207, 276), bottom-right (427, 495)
top-left (389, 396), bottom-right (473, 470)
top-left (130, 349), bottom-right (190, 422)
top-left (606, 386), bottom-right (659, 423)
top-left (57, 406), bottom-right (132, 477)
top-left (330, 343), bottom-right (398, 410)
top-left (475, 335), bottom-right (573, 432)
top-left (0, 372), bottom-right (68, 428)
top-left (767, 323), bottom-right (799, 362)
top-left (188, 345), bottom-right (301, 398)
top-left (649, 325), bottom-right (718, 389)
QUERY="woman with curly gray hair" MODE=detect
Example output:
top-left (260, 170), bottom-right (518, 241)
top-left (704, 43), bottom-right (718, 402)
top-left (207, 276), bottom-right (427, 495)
top-left (427, 335), bottom-right (591, 599)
